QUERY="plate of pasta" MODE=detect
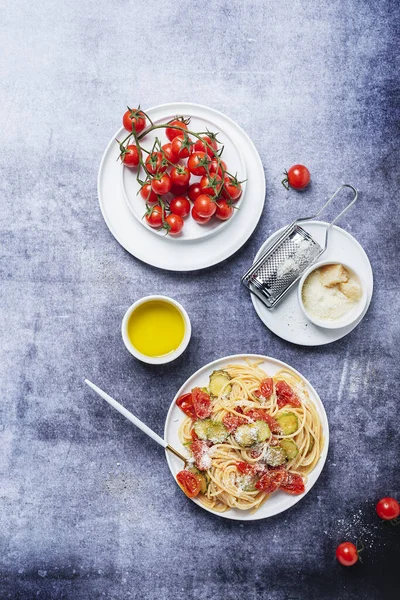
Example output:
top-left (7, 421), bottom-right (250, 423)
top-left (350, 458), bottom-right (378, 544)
top-left (164, 354), bottom-right (329, 520)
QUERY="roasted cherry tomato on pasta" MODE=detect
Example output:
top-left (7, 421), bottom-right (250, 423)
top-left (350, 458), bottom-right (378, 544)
top-left (335, 542), bottom-right (359, 567)
top-left (275, 380), bottom-right (301, 409)
top-left (376, 497), bottom-right (400, 521)
top-left (191, 440), bottom-right (212, 471)
top-left (282, 164), bottom-right (310, 191)
top-left (176, 470), bottom-right (201, 498)
top-left (191, 387), bottom-right (212, 419)
top-left (279, 472), bottom-right (305, 495)
top-left (122, 107), bottom-right (146, 133)
top-left (176, 392), bottom-right (195, 418)
top-left (169, 196), bottom-right (191, 218)
top-left (166, 118), bottom-right (189, 141)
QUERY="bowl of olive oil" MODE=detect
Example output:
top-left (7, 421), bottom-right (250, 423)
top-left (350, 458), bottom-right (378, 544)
top-left (122, 296), bottom-right (191, 364)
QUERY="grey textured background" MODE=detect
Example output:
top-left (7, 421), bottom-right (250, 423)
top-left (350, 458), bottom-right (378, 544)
top-left (1, 0), bottom-right (399, 598)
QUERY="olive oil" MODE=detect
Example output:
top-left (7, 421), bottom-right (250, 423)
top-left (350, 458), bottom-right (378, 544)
top-left (127, 300), bottom-right (185, 357)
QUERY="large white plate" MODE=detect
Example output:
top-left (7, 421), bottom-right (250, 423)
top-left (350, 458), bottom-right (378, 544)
top-left (98, 103), bottom-right (265, 271)
top-left (250, 222), bottom-right (373, 346)
top-left (120, 110), bottom-right (247, 241)
top-left (164, 354), bottom-right (329, 521)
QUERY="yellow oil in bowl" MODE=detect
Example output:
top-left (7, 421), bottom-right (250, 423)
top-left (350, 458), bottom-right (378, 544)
top-left (127, 299), bottom-right (185, 357)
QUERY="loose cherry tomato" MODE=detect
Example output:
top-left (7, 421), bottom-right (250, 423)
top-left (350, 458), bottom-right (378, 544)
top-left (122, 107), bottom-right (146, 133)
top-left (140, 182), bottom-right (158, 204)
top-left (191, 440), bottom-right (212, 471)
top-left (192, 206), bottom-right (211, 224)
top-left (199, 174), bottom-right (223, 197)
top-left (170, 165), bottom-right (190, 188)
top-left (280, 472), bottom-right (305, 495)
top-left (194, 194), bottom-right (217, 218)
top-left (166, 118), bottom-right (188, 142)
top-left (187, 151), bottom-right (210, 176)
top-left (376, 497), bottom-right (400, 520)
top-left (282, 164), bottom-right (310, 190)
top-left (121, 144), bottom-right (139, 167)
top-left (194, 135), bottom-right (218, 158)
top-left (171, 133), bottom-right (193, 159)
top-left (151, 173), bottom-right (171, 195)
top-left (161, 142), bottom-right (179, 164)
top-left (336, 542), bottom-right (359, 567)
top-left (165, 213), bottom-right (184, 235)
top-left (176, 393), bottom-right (195, 418)
top-left (209, 159), bottom-right (227, 177)
top-left (145, 151), bottom-right (167, 175)
top-left (215, 199), bottom-right (234, 220)
top-left (145, 205), bottom-right (163, 229)
top-left (176, 470), bottom-right (201, 498)
top-left (169, 196), bottom-right (190, 218)
top-left (275, 381), bottom-right (301, 409)
top-left (188, 183), bottom-right (202, 202)
top-left (191, 387), bottom-right (211, 419)
top-left (222, 175), bottom-right (242, 201)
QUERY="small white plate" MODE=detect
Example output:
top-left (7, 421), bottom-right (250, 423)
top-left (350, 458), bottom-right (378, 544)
top-left (164, 353), bottom-right (329, 521)
top-left (120, 111), bottom-right (246, 241)
top-left (250, 222), bottom-right (373, 346)
top-left (98, 103), bottom-right (265, 271)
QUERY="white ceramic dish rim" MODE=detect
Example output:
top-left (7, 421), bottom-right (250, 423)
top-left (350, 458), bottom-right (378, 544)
top-left (121, 295), bottom-right (191, 365)
top-left (164, 353), bottom-right (329, 521)
top-left (298, 260), bottom-right (368, 329)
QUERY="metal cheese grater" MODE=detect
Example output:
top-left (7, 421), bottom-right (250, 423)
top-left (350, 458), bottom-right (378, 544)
top-left (241, 184), bottom-right (358, 309)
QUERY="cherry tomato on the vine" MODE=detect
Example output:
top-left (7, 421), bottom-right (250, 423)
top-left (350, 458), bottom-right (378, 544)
top-left (192, 206), bottom-right (211, 224)
top-left (169, 196), bottom-right (190, 218)
top-left (187, 151), bottom-right (210, 176)
top-left (194, 194), bottom-right (216, 218)
top-left (376, 497), bottom-right (400, 520)
top-left (151, 173), bottom-right (172, 195)
top-left (215, 199), bottom-right (233, 220)
top-left (199, 174), bottom-right (223, 196)
top-left (222, 175), bottom-right (242, 201)
top-left (282, 164), bottom-right (310, 190)
top-left (122, 107), bottom-right (146, 133)
top-left (145, 205), bottom-right (163, 229)
top-left (188, 183), bottom-right (202, 202)
top-left (170, 182), bottom-right (189, 196)
top-left (170, 165), bottom-right (190, 188)
top-left (140, 182), bottom-right (158, 204)
top-left (166, 118), bottom-right (189, 142)
top-left (161, 142), bottom-right (179, 164)
top-left (145, 151), bottom-right (167, 175)
top-left (165, 213), bottom-right (184, 235)
top-left (194, 135), bottom-right (218, 158)
top-left (171, 133), bottom-right (193, 159)
top-left (336, 542), bottom-right (359, 567)
top-left (209, 158), bottom-right (227, 177)
top-left (121, 145), bottom-right (139, 167)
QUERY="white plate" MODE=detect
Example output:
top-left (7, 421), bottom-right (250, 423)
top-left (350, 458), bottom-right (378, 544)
top-left (164, 353), bottom-right (329, 521)
top-left (250, 222), bottom-right (373, 346)
top-left (98, 103), bottom-right (265, 271)
top-left (120, 111), bottom-right (247, 241)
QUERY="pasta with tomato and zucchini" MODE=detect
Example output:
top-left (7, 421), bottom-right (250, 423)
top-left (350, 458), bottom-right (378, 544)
top-left (175, 361), bottom-right (324, 513)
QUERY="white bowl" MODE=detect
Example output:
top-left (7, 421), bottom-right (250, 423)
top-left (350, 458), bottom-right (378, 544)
top-left (298, 261), bottom-right (368, 330)
top-left (121, 295), bottom-right (191, 364)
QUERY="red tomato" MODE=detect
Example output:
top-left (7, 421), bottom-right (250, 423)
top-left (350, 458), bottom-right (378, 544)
top-left (191, 387), bottom-right (211, 419)
top-left (171, 133), bottom-right (193, 159)
top-left (336, 542), bottom-right (359, 567)
top-left (192, 206), bottom-right (211, 224)
top-left (376, 497), bottom-right (400, 520)
top-left (237, 462), bottom-right (266, 476)
top-left (170, 182), bottom-right (189, 196)
top-left (215, 200), bottom-right (234, 221)
top-left (165, 213), bottom-right (184, 235)
top-left (191, 429), bottom-right (198, 441)
top-left (176, 470), bottom-right (201, 498)
top-left (258, 377), bottom-right (273, 398)
top-left (245, 409), bottom-right (281, 434)
top-left (151, 174), bottom-right (171, 195)
top-left (283, 164), bottom-right (310, 190)
top-left (187, 151), bottom-right (210, 176)
top-left (145, 151), bottom-right (167, 175)
top-left (194, 194), bottom-right (216, 218)
top-left (121, 144), bottom-right (139, 167)
top-left (194, 135), bottom-right (218, 158)
top-left (280, 472), bottom-right (305, 495)
top-left (222, 412), bottom-right (248, 433)
top-left (275, 381), bottom-right (301, 409)
top-left (255, 467), bottom-right (286, 493)
top-left (188, 183), bottom-right (202, 202)
top-left (209, 159), bottom-right (227, 177)
top-left (161, 142), bottom-right (179, 164)
top-left (166, 118), bottom-right (189, 142)
top-left (170, 165), bottom-right (190, 188)
top-left (140, 182), bottom-right (158, 204)
top-left (200, 174), bottom-right (223, 197)
top-left (176, 393), bottom-right (195, 418)
top-left (145, 205), bottom-right (163, 229)
top-left (191, 440), bottom-right (212, 471)
top-left (169, 196), bottom-right (190, 218)
top-left (122, 107), bottom-right (146, 133)
top-left (222, 175), bottom-right (242, 201)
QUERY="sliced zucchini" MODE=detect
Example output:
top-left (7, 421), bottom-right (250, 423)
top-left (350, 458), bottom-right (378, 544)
top-left (280, 438), bottom-right (299, 459)
top-left (254, 420), bottom-right (271, 443)
top-left (188, 467), bottom-right (208, 494)
top-left (200, 386), bottom-right (210, 394)
top-left (236, 475), bottom-right (257, 492)
top-left (193, 419), bottom-right (211, 440)
top-left (234, 423), bottom-right (259, 447)
top-left (276, 411), bottom-right (298, 435)
top-left (206, 421), bottom-right (229, 444)
top-left (264, 445), bottom-right (287, 466)
top-left (209, 370), bottom-right (231, 397)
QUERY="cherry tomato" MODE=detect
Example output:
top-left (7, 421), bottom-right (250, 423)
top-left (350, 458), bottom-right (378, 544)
top-left (188, 183), bottom-right (202, 202)
top-left (209, 159), bottom-right (227, 177)
top-left (145, 205), bottom-right (163, 229)
top-left (187, 151), bottom-right (210, 176)
top-left (259, 377), bottom-right (273, 398)
top-left (222, 412), bottom-right (248, 433)
top-left (194, 194), bottom-right (217, 218)
top-left (122, 107), bottom-right (146, 133)
top-left (176, 470), bottom-right (201, 498)
top-left (169, 196), bottom-right (190, 218)
top-left (256, 468), bottom-right (287, 493)
top-left (215, 200), bottom-right (234, 221)
top-left (145, 151), bottom-right (167, 175)
top-left (275, 381), bottom-right (301, 409)
top-left (237, 462), bottom-right (266, 476)
top-left (199, 174), bottom-right (223, 197)
top-left (336, 542), bottom-right (359, 567)
top-left (166, 118), bottom-right (188, 142)
top-left (245, 409), bottom-right (281, 434)
top-left (283, 164), bottom-right (310, 190)
top-left (192, 206), bottom-right (211, 224)
top-left (222, 175), bottom-right (242, 201)
top-left (120, 144), bottom-right (139, 167)
top-left (191, 387), bottom-right (211, 419)
top-left (280, 472), bottom-right (305, 495)
top-left (161, 142), bottom-right (179, 164)
top-left (194, 135), bottom-right (218, 158)
top-left (171, 133), bottom-right (193, 159)
top-left (170, 165), bottom-right (190, 188)
top-left (165, 213), bottom-right (184, 236)
top-left (191, 440), bottom-right (211, 471)
top-left (151, 174), bottom-right (171, 195)
top-left (170, 182), bottom-right (189, 196)
top-left (376, 497), bottom-right (400, 520)
top-left (176, 393), bottom-right (195, 418)
top-left (140, 182), bottom-right (158, 204)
